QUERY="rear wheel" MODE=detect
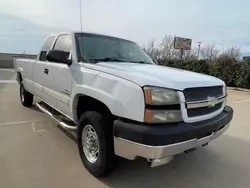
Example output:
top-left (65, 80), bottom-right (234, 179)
top-left (20, 83), bottom-right (33, 107)
top-left (77, 111), bottom-right (117, 177)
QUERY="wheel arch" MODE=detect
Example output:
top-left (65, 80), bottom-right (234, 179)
top-left (16, 71), bottom-right (23, 84)
top-left (72, 93), bottom-right (121, 122)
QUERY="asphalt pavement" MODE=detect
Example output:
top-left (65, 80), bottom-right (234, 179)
top-left (0, 68), bottom-right (250, 188)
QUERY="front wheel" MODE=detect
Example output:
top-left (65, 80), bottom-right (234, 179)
top-left (77, 111), bottom-right (116, 177)
top-left (20, 83), bottom-right (33, 107)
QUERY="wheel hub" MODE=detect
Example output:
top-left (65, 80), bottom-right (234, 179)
top-left (82, 125), bottom-right (99, 163)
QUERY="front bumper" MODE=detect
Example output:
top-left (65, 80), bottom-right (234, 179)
top-left (114, 106), bottom-right (233, 160)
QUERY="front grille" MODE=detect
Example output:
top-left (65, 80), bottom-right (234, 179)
top-left (183, 86), bottom-right (223, 102)
top-left (187, 102), bottom-right (222, 117)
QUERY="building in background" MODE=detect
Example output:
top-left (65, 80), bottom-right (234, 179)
top-left (243, 56), bottom-right (250, 61)
top-left (0, 53), bottom-right (36, 68)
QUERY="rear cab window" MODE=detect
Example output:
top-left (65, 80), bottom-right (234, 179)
top-left (39, 36), bottom-right (55, 61)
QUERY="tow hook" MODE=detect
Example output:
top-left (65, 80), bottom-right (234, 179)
top-left (147, 157), bottom-right (174, 168)
top-left (202, 143), bottom-right (209, 147)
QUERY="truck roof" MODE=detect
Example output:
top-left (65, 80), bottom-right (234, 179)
top-left (46, 31), bottom-right (134, 43)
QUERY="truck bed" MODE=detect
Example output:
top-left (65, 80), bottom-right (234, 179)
top-left (15, 58), bottom-right (36, 91)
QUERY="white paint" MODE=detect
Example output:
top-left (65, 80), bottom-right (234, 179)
top-left (0, 120), bottom-right (45, 126)
top-left (72, 68), bottom-right (145, 122)
top-left (0, 80), bottom-right (17, 84)
top-left (15, 32), bottom-right (225, 123)
top-left (33, 81), bottom-right (43, 91)
top-left (42, 56), bottom-right (72, 115)
top-left (0, 69), bottom-right (15, 72)
top-left (31, 122), bottom-right (36, 132)
top-left (36, 129), bottom-right (47, 133)
top-left (33, 60), bottom-right (46, 98)
top-left (84, 62), bottom-right (225, 90)
top-left (30, 122), bottom-right (47, 133)
top-left (24, 77), bottom-right (33, 91)
top-left (43, 86), bottom-right (69, 104)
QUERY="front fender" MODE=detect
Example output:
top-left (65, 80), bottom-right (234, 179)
top-left (71, 71), bottom-right (145, 122)
top-left (71, 85), bottom-right (122, 121)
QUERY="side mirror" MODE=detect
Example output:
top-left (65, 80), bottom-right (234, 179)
top-left (46, 50), bottom-right (72, 65)
top-left (153, 59), bottom-right (159, 65)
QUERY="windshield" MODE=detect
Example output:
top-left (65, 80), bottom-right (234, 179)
top-left (75, 33), bottom-right (154, 64)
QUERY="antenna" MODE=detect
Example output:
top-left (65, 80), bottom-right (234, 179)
top-left (79, 0), bottom-right (83, 32)
top-left (78, 0), bottom-right (85, 62)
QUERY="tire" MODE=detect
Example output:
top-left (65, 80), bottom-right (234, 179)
top-left (20, 83), bottom-right (33, 107)
top-left (77, 111), bottom-right (116, 177)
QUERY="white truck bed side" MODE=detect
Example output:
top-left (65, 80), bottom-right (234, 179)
top-left (15, 58), bottom-right (36, 93)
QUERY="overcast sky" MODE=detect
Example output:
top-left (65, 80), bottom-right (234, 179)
top-left (0, 0), bottom-right (250, 56)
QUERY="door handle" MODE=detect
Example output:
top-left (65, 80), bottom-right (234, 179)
top-left (44, 68), bottom-right (49, 75)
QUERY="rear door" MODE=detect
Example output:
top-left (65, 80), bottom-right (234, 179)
top-left (43, 34), bottom-right (73, 117)
top-left (33, 36), bottom-right (55, 98)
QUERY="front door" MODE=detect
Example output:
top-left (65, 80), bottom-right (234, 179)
top-left (43, 34), bottom-right (73, 117)
top-left (33, 36), bottom-right (55, 99)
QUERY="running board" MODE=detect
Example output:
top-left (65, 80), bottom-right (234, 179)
top-left (36, 102), bottom-right (77, 131)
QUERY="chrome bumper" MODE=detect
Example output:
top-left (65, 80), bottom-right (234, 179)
top-left (114, 123), bottom-right (230, 160)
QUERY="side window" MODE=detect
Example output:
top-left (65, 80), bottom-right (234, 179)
top-left (39, 36), bottom-right (55, 61)
top-left (53, 35), bottom-right (72, 53)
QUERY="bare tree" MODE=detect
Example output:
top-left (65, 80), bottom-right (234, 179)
top-left (143, 40), bottom-right (161, 60)
top-left (224, 47), bottom-right (241, 60)
top-left (159, 35), bottom-right (177, 60)
top-left (200, 43), bottom-right (219, 62)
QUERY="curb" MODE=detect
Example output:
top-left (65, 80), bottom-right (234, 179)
top-left (228, 87), bottom-right (250, 92)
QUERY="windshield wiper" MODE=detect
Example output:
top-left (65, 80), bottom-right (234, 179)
top-left (88, 57), bottom-right (125, 63)
top-left (88, 58), bottom-right (152, 64)
top-left (127, 60), bottom-right (152, 64)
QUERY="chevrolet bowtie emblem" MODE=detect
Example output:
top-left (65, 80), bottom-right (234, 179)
top-left (207, 96), bottom-right (216, 107)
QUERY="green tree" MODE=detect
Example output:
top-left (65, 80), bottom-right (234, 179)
top-left (235, 60), bottom-right (250, 89)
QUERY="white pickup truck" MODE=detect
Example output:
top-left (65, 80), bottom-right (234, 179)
top-left (15, 32), bottom-right (233, 177)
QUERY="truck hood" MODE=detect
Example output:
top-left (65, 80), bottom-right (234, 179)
top-left (84, 62), bottom-right (224, 90)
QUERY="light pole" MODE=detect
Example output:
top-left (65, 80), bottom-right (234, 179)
top-left (197, 41), bottom-right (202, 59)
top-left (79, 0), bottom-right (83, 32)
top-left (221, 43), bottom-right (224, 54)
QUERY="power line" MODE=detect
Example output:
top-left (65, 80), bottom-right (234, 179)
top-left (201, 36), bottom-right (250, 43)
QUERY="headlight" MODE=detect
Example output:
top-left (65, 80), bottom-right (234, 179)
top-left (144, 87), bottom-right (179, 105)
top-left (144, 109), bottom-right (182, 123)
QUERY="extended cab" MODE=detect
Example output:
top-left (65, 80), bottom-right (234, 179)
top-left (15, 32), bottom-right (233, 177)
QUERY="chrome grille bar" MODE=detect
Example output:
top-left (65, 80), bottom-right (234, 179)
top-left (186, 95), bottom-right (227, 109)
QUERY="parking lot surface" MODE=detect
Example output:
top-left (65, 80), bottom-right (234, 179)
top-left (0, 69), bottom-right (250, 188)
